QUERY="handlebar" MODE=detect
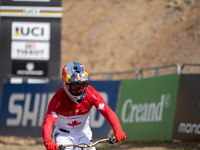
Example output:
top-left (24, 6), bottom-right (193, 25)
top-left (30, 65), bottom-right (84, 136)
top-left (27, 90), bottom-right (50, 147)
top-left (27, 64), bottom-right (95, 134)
top-left (59, 137), bottom-right (116, 149)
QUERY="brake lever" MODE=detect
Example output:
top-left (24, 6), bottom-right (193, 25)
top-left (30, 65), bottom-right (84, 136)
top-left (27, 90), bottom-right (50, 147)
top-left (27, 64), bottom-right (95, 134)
top-left (109, 137), bottom-right (116, 144)
top-left (58, 145), bottom-right (65, 150)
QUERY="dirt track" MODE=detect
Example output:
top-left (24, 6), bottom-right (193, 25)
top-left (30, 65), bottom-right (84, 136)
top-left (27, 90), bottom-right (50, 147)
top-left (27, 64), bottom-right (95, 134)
top-left (0, 136), bottom-right (200, 150)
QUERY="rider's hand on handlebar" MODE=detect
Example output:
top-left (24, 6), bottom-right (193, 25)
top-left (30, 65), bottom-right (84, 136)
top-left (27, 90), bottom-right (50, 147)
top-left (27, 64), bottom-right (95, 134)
top-left (114, 132), bottom-right (126, 142)
top-left (45, 141), bottom-right (58, 150)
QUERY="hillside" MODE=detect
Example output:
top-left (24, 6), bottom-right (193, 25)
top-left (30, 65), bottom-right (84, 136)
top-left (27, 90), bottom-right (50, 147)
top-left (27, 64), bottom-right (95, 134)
top-left (61, 0), bottom-right (200, 78)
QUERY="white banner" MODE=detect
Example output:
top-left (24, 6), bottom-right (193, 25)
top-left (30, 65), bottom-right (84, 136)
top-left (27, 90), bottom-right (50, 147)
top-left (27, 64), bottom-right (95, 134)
top-left (0, 6), bottom-right (62, 18)
top-left (12, 22), bottom-right (50, 41)
top-left (11, 41), bottom-right (50, 60)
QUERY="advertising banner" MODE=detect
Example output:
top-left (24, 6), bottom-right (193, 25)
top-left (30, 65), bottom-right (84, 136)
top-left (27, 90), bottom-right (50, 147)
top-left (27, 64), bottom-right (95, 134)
top-left (11, 41), bottom-right (50, 60)
top-left (117, 74), bottom-right (180, 141)
top-left (0, 0), bottom-right (62, 101)
top-left (0, 81), bottom-right (120, 138)
top-left (0, 17), bottom-right (61, 78)
top-left (0, 0), bottom-right (61, 6)
top-left (172, 74), bottom-right (200, 141)
top-left (12, 60), bottom-right (48, 77)
top-left (0, 6), bottom-right (62, 18)
top-left (0, 81), bottom-right (61, 137)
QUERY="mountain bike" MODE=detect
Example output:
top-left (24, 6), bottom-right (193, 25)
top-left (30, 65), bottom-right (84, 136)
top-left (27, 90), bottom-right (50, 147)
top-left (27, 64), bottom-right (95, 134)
top-left (58, 137), bottom-right (116, 150)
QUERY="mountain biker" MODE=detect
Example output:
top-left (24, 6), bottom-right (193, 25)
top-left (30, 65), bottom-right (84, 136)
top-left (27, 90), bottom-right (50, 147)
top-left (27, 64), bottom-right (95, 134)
top-left (42, 62), bottom-right (126, 150)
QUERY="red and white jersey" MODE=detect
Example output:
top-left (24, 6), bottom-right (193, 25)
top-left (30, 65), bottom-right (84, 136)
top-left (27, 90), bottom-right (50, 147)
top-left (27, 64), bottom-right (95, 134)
top-left (42, 85), bottom-right (123, 143)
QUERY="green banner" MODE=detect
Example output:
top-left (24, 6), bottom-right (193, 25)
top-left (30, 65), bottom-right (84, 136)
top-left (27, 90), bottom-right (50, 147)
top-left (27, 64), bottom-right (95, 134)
top-left (117, 74), bottom-right (180, 141)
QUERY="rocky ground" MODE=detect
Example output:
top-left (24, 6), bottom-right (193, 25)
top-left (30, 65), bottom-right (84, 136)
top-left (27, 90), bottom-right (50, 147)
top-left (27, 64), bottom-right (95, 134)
top-left (1, 0), bottom-right (200, 149)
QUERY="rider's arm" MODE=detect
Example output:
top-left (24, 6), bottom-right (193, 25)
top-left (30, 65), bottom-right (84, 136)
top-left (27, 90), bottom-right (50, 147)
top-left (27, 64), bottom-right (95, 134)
top-left (88, 86), bottom-right (123, 134)
top-left (42, 89), bottom-right (62, 143)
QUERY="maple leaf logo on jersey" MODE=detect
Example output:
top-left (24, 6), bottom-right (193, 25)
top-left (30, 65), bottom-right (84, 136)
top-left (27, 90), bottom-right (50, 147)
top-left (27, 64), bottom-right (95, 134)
top-left (98, 103), bottom-right (105, 110)
top-left (67, 120), bottom-right (82, 127)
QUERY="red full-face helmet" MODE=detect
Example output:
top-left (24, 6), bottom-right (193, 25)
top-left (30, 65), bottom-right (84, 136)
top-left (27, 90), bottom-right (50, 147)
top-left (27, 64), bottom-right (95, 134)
top-left (62, 62), bottom-right (89, 104)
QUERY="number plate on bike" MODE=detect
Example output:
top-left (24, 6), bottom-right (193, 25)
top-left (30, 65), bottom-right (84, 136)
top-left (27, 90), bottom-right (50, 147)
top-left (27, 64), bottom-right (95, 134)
top-left (82, 146), bottom-right (96, 150)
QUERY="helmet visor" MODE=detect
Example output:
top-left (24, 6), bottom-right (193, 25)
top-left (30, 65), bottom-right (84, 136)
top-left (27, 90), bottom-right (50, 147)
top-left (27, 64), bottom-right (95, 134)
top-left (69, 82), bottom-right (88, 96)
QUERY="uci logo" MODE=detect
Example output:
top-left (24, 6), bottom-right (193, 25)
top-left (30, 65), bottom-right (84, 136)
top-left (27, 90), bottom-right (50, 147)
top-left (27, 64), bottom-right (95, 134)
top-left (12, 22), bottom-right (50, 41)
top-left (15, 26), bottom-right (44, 37)
top-left (24, 8), bottom-right (40, 16)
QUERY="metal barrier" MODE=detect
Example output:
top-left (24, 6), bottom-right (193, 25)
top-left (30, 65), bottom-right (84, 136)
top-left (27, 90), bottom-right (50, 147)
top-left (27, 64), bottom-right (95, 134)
top-left (181, 63), bottom-right (200, 74)
top-left (139, 64), bottom-right (181, 78)
top-left (6, 63), bottom-right (200, 82)
top-left (89, 70), bottom-right (141, 80)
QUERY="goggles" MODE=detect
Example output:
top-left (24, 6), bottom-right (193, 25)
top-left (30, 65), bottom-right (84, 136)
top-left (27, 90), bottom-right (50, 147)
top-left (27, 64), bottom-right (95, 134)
top-left (69, 82), bottom-right (88, 95)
